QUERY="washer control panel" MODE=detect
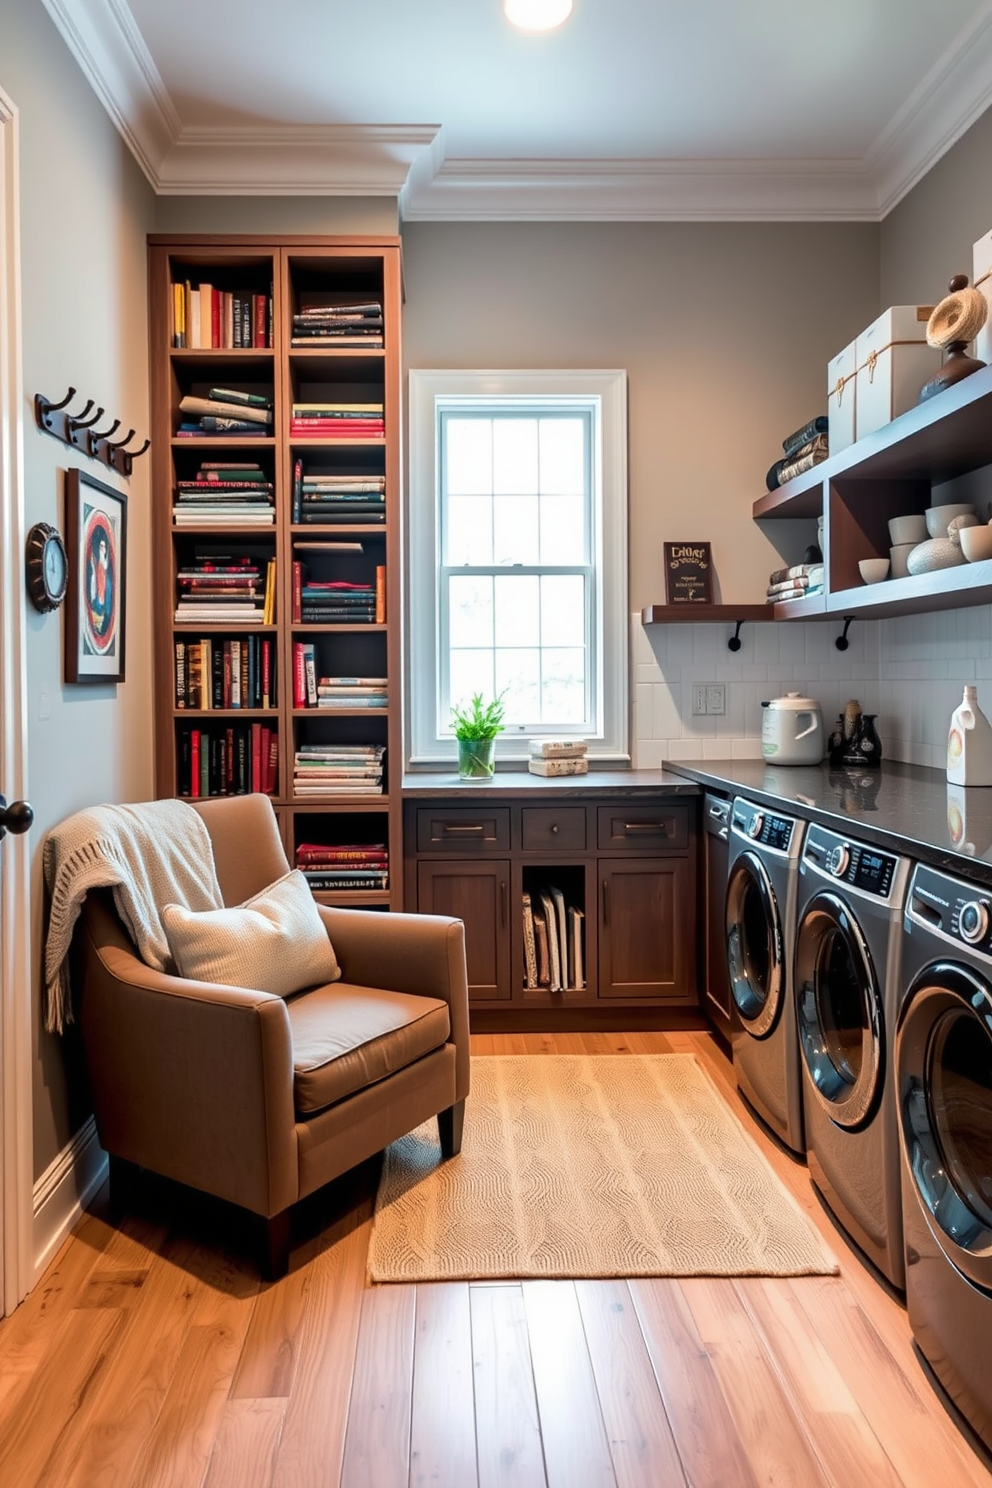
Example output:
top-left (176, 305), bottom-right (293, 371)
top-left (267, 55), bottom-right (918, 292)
top-left (732, 798), bottom-right (798, 854)
top-left (908, 863), bottom-right (992, 955)
top-left (802, 824), bottom-right (897, 899)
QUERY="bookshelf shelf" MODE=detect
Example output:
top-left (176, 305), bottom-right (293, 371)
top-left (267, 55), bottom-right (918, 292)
top-left (150, 233), bottom-right (403, 907)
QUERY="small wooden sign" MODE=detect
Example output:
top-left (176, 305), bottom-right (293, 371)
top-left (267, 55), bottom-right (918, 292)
top-left (664, 541), bottom-right (713, 605)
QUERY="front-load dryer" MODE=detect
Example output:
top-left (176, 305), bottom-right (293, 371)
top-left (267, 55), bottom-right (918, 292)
top-left (897, 861), bottom-right (992, 1451)
top-left (725, 796), bottom-right (806, 1153)
top-left (794, 824), bottom-right (912, 1287)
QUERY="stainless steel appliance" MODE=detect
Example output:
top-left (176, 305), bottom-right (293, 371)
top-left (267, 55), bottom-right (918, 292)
top-left (897, 862), bottom-right (992, 1451)
top-left (794, 824), bottom-right (912, 1287)
top-left (703, 793), bottom-right (731, 1034)
top-left (725, 796), bottom-right (806, 1152)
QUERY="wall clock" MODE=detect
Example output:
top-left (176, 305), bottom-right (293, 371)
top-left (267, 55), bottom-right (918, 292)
top-left (25, 522), bottom-right (69, 613)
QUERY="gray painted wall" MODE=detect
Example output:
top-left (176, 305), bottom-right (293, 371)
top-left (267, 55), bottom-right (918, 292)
top-left (154, 196), bottom-right (398, 236)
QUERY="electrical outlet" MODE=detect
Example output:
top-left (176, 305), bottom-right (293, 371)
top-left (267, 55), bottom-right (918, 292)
top-left (691, 685), bottom-right (708, 716)
top-left (706, 684), bottom-right (726, 716)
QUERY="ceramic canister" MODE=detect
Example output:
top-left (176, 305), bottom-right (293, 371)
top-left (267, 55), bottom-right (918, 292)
top-left (760, 692), bottom-right (825, 765)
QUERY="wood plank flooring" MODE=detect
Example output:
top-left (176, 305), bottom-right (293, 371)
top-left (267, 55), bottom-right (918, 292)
top-left (2, 1030), bottom-right (991, 1488)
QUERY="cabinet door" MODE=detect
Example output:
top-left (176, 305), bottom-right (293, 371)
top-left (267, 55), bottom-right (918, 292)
top-left (598, 857), bottom-right (693, 1000)
top-left (417, 860), bottom-right (511, 1002)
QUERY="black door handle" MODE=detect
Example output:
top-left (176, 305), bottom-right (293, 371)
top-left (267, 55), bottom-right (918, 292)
top-left (0, 794), bottom-right (34, 840)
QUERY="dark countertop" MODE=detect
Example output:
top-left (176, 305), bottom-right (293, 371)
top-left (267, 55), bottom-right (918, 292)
top-left (400, 768), bottom-right (699, 799)
top-left (665, 757), bottom-right (992, 878)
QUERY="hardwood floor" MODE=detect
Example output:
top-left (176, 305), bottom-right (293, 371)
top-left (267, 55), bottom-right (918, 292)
top-left (2, 1030), bottom-right (991, 1488)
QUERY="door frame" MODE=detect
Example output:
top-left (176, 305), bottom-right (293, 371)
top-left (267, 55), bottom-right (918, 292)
top-left (0, 83), bottom-right (34, 1315)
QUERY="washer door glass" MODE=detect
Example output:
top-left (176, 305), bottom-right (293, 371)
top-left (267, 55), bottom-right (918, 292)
top-left (794, 891), bottom-right (881, 1129)
top-left (725, 852), bottom-right (782, 1038)
top-left (897, 962), bottom-right (992, 1285)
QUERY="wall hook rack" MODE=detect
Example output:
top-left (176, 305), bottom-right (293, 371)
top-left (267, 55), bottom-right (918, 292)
top-left (34, 387), bottom-right (150, 478)
top-left (835, 616), bottom-right (856, 651)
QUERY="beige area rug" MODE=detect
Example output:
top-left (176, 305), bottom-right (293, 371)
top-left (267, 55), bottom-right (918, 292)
top-left (367, 1055), bottom-right (838, 1283)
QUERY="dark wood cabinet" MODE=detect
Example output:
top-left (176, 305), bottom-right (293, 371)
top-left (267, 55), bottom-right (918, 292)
top-left (404, 782), bottom-right (698, 1025)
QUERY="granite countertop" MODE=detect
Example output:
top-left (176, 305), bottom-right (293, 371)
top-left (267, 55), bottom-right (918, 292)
top-left (400, 768), bottom-right (699, 799)
top-left (665, 757), bottom-right (992, 877)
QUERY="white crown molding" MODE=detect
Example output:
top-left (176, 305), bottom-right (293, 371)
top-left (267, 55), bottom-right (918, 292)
top-left (868, 0), bottom-right (992, 218)
top-left (37, 0), bottom-right (992, 218)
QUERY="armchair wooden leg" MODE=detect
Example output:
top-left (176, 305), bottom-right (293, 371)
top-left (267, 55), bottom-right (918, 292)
top-left (262, 1209), bottom-right (291, 1281)
top-left (438, 1099), bottom-right (466, 1158)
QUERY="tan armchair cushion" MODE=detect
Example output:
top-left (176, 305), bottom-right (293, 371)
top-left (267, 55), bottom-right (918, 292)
top-left (286, 981), bottom-right (450, 1113)
top-left (162, 869), bottom-right (340, 997)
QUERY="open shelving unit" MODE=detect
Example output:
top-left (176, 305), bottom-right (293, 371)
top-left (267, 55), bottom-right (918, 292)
top-left (148, 234), bottom-right (403, 909)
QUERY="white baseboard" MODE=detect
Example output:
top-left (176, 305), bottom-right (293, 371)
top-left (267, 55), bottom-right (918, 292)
top-left (32, 1117), bottom-right (108, 1285)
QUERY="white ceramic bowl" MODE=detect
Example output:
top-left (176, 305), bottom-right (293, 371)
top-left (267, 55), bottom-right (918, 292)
top-left (959, 523), bottom-right (992, 562)
top-left (858, 557), bottom-right (890, 584)
top-left (926, 503), bottom-right (975, 538)
top-left (888, 513), bottom-right (928, 545)
top-left (889, 542), bottom-right (916, 578)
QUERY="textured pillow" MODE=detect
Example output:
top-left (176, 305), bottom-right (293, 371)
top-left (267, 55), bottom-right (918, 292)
top-left (162, 869), bottom-right (340, 996)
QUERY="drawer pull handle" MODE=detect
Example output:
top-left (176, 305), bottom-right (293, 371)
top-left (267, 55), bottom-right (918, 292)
top-left (602, 879), bottom-right (609, 924)
top-left (623, 821), bottom-right (671, 834)
top-left (500, 880), bottom-right (507, 927)
top-left (551, 823), bottom-right (559, 834)
top-left (441, 823), bottom-right (486, 835)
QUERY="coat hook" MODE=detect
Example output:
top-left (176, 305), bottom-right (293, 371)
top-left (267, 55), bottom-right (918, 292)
top-left (44, 387), bottom-right (76, 413)
top-left (68, 403), bottom-right (104, 431)
top-left (104, 426), bottom-right (135, 449)
top-left (728, 620), bottom-right (745, 652)
top-left (835, 616), bottom-right (856, 652)
top-left (88, 417), bottom-right (121, 443)
top-left (127, 437), bottom-right (150, 460)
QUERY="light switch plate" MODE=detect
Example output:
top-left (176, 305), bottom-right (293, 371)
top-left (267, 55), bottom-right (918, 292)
top-left (706, 684), bottom-right (726, 715)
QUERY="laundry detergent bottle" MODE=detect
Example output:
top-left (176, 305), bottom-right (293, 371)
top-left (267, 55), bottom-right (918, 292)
top-left (947, 685), bottom-right (992, 786)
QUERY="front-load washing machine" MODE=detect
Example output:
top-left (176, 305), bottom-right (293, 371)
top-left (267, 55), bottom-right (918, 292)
top-left (898, 861), bottom-right (992, 1451)
top-left (725, 796), bottom-right (806, 1153)
top-left (793, 824), bottom-right (912, 1287)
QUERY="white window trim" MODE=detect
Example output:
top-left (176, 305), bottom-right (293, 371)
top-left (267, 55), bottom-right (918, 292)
top-left (407, 369), bottom-right (629, 767)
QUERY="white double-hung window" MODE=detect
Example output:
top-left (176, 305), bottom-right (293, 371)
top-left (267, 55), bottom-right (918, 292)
top-left (408, 370), bottom-right (628, 764)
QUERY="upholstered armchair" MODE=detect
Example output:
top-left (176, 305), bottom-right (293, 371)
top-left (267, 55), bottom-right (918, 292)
top-left (72, 793), bottom-right (470, 1277)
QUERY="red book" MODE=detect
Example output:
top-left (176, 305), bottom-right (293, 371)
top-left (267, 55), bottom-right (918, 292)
top-left (266, 730), bottom-right (278, 794)
top-left (225, 727), bottom-right (235, 793)
top-left (211, 291), bottom-right (221, 348)
top-left (190, 730), bottom-right (201, 799)
top-left (290, 419), bottom-right (385, 433)
top-left (293, 642), bottom-right (306, 708)
top-left (253, 293), bottom-right (268, 348)
top-left (291, 561), bottom-right (302, 624)
top-left (260, 727), bottom-right (271, 793)
top-left (251, 723), bottom-right (261, 793)
top-left (261, 639), bottom-right (272, 708)
top-left (222, 643), bottom-right (232, 709)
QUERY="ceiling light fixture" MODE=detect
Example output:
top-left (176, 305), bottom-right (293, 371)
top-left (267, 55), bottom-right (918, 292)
top-left (504, 0), bottom-right (573, 32)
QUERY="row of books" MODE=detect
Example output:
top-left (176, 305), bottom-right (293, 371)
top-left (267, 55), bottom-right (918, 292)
top-left (291, 462), bottom-right (386, 524)
top-left (527, 737), bottom-right (589, 778)
top-left (172, 284), bottom-right (271, 350)
top-left (175, 555), bottom-right (276, 624)
top-left (175, 636), bottom-right (277, 711)
top-left (764, 414), bottom-right (829, 491)
top-left (173, 460), bottom-right (275, 527)
top-left (177, 387), bottom-right (274, 439)
top-left (291, 564), bottom-right (384, 624)
top-left (291, 300), bottom-right (383, 348)
top-left (765, 561), bottom-right (825, 604)
top-left (522, 889), bottom-right (585, 992)
top-left (292, 647), bottom-right (387, 709)
top-left (294, 841), bottom-right (389, 893)
top-left (177, 723), bottom-right (278, 798)
top-left (290, 402), bottom-right (384, 439)
top-left (292, 744), bottom-right (385, 797)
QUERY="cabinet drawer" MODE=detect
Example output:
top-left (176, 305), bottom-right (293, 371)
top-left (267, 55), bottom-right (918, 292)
top-left (597, 803), bottom-right (689, 852)
top-left (417, 806), bottom-right (510, 853)
top-left (520, 806), bottom-right (587, 852)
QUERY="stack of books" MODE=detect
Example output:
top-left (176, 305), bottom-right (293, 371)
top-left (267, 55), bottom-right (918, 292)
top-left (175, 635), bottom-right (276, 710)
top-left (291, 663), bottom-right (388, 710)
top-left (173, 462), bottom-right (274, 526)
top-left (172, 284), bottom-right (271, 350)
top-left (766, 562), bottom-right (825, 604)
top-left (295, 842), bottom-right (389, 893)
top-left (291, 300), bottom-right (383, 348)
top-left (292, 744), bottom-right (386, 797)
top-left (522, 889), bottom-right (585, 992)
top-left (765, 415), bottom-right (829, 491)
top-left (175, 555), bottom-right (275, 624)
top-left (291, 564), bottom-right (383, 623)
top-left (289, 402), bottom-right (384, 439)
top-left (177, 387), bottom-right (273, 438)
top-left (528, 738), bottom-right (589, 777)
top-left (291, 462), bottom-right (386, 523)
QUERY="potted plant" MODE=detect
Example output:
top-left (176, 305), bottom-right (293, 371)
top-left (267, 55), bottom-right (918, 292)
top-left (450, 692), bottom-right (506, 778)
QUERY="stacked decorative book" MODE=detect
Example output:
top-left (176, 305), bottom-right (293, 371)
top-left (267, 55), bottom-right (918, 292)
top-left (295, 842), bottom-right (389, 893)
top-left (173, 462), bottom-right (274, 526)
top-left (765, 562), bottom-right (825, 604)
top-left (764, 415), bottom-right (829, 490)
top-left (292, 744), bottom-right (385, 797)
top-left (177, 722), bottom-right (277, 797)
top-left (528, 738), bottom-right (589, 777)
top-left (318, 675), bottom-right (388, 710)
top-left (291, 462), bottom-right (386, 524)
top-left (175, 635), bottom-right (276, 710)
top-left (522, 888), bottom-right (585, 992)
top-left (177, 387), bottom-right (273, 438)
top-left (289, 402), bottom-right (384, 439)
top-left (174, 554), bottom-right (275, 624)
top-left (291, 300), bottom-right (383, 348)
top-left (172, 284), bottom-right (271, 350)
top-left (291, 564), bottom-right (383, 624)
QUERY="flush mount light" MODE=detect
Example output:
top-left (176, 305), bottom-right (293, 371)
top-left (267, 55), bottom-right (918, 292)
top-left (504, 0), bottom-right (573, 32)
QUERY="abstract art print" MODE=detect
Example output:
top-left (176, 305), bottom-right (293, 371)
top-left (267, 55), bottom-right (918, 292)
top-left (64, 468), bottom-right (127, 683)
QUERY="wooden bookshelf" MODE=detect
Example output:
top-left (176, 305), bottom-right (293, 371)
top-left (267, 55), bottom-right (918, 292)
top-left (149, 234), bottom-right (404, 909)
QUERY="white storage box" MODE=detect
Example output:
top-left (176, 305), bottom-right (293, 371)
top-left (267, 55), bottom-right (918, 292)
top-left (973, 228), bottom-right (992, 367)
top-left (826, 338), bottom-right (857, 454)
top-left (855, 305), bottom-right (939, 440)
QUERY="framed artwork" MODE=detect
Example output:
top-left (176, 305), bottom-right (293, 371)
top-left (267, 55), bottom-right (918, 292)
top-left (64, 468), bottom-right (127, 684)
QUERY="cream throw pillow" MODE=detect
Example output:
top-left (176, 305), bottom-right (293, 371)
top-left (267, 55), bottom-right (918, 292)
top-left (162, 869), bottom-right (341, 996)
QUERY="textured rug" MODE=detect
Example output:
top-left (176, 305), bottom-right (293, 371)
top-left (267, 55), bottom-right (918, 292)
top-left (367, 1055), bottom-right (838, 1283)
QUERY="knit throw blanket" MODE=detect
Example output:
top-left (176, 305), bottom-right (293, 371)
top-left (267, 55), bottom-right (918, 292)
top-left (43, 799), bottom-right (223, 1033)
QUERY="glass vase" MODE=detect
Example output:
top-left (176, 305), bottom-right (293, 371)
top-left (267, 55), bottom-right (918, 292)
top-left (457, 737), bottom-right (496, 779)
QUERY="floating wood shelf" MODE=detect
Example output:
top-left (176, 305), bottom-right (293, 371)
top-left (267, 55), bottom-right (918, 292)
top-left (640, 605), bottom-right (771, 625)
